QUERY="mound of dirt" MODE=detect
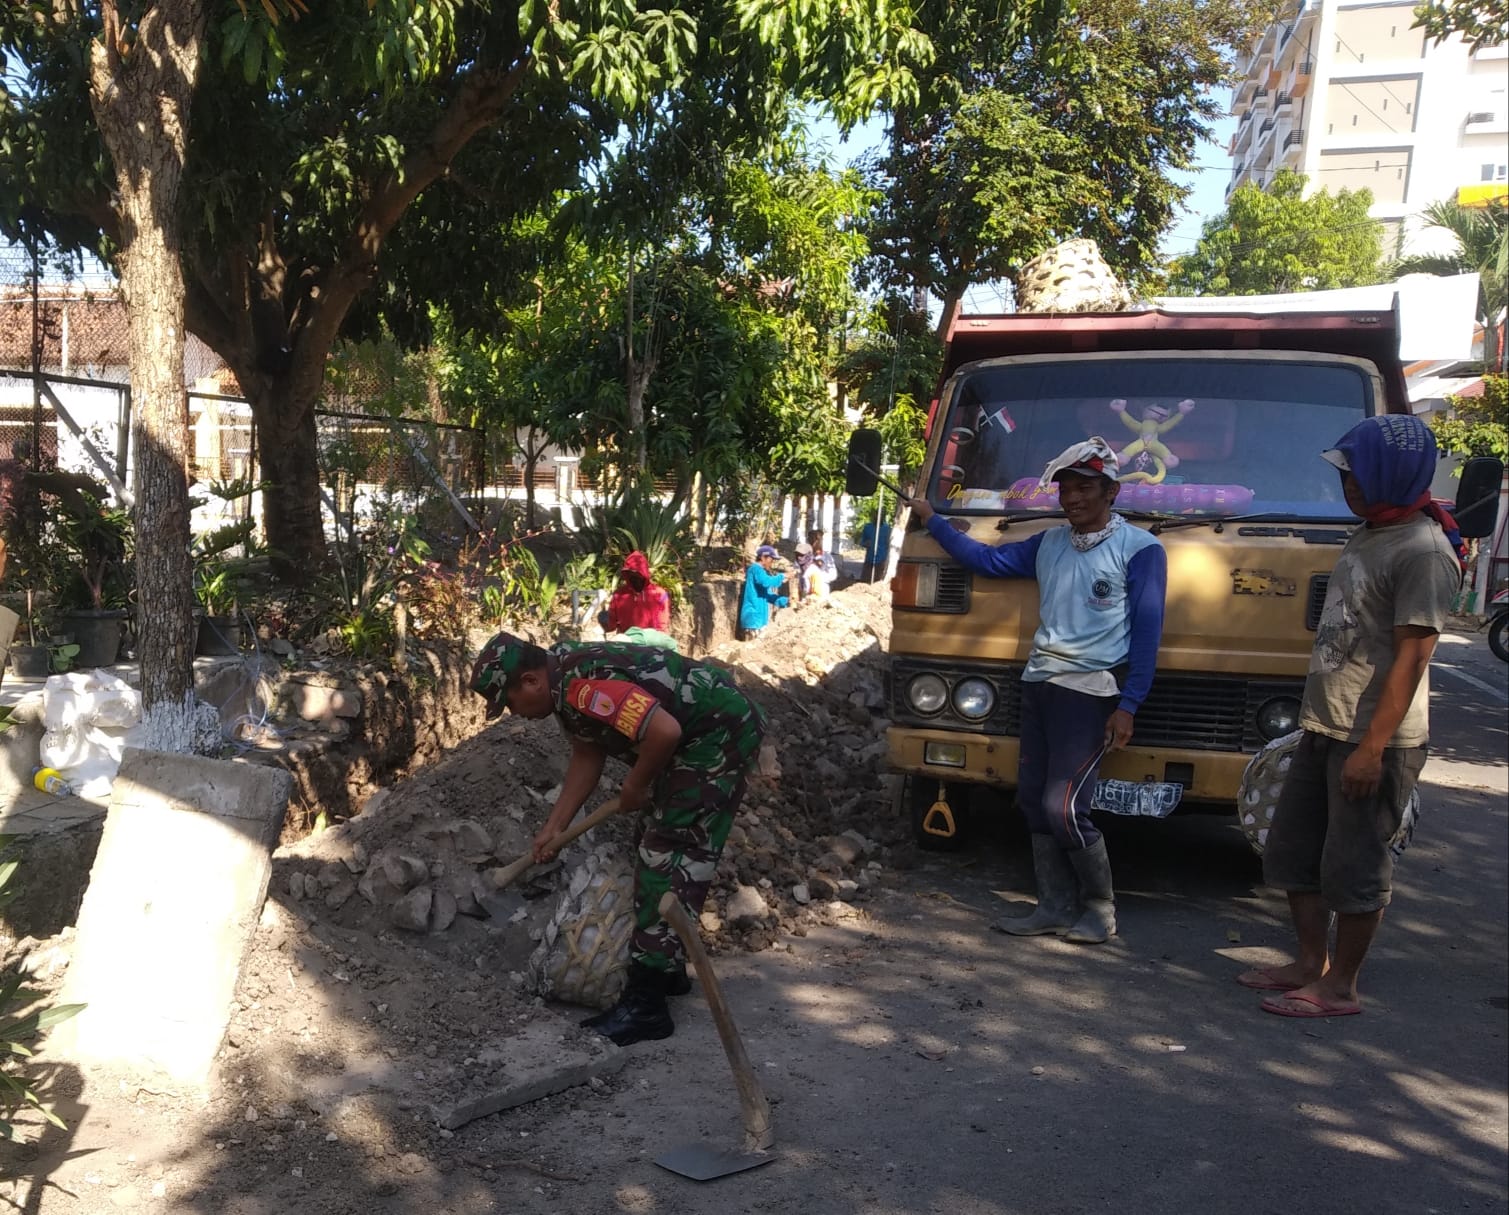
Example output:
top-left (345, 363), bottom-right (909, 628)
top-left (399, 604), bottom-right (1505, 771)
top-left (4, 581), bottom-right (906, 1210)
top-left (274, 579), bottom-right (902, 960)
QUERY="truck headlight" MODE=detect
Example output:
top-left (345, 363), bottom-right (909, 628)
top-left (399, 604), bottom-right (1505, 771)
top-left (951, 677), bottom-right (996, 721)
top-left (1256, 697), bottom-right (1301, 740)
top-left (907, 673), bottom-right (948, 715)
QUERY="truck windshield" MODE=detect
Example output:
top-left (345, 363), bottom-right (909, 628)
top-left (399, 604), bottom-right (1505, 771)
top-left (930, 357), bottom-right (1374, 521)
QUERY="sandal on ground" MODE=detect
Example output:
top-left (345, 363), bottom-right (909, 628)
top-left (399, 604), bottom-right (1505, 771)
top-left (1260, 991), bottom-right (1362, 1019)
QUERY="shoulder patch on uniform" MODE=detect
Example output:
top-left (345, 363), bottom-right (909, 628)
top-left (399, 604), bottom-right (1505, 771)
top-left (566, 677), bottom-right (659, 740)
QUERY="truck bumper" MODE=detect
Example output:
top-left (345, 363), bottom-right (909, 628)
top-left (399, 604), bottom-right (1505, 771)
top-left (886, 727), bottom-right (1252, 807)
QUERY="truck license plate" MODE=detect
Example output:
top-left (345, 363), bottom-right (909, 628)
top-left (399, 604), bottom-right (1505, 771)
top-left (1092, 780), bottom-right (1184, 818)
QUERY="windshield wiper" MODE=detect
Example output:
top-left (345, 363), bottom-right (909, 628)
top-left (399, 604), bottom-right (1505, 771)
top-left (995, 510), bottom-right (1065, 531)
top-left (1146, 513), bottom-right (1256, 534)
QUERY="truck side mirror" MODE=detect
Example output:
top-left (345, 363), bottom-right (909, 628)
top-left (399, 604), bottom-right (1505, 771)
top-left (1454, 456), bottom-right (1504, 540)
top-left (846, 429), bottom-right (882, 497)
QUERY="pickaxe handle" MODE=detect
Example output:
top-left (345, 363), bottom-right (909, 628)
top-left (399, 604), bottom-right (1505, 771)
top-left (488, 797), bottom-right (623, 892)
top-left (658, 891), bottom-right (774, 1153)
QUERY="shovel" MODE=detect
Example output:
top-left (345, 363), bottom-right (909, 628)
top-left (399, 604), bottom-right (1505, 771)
top-left (480, 797), bottom-right (623, 919)
top-left (654, 891), bottom-right (775, 1182)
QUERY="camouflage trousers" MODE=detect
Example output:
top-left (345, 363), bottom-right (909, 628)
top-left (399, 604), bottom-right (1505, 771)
top-left (632, 714), bottom-right (764, 971)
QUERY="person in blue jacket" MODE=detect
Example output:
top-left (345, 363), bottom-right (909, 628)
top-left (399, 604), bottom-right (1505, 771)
top-left (859, 516), bottom-right (893, 583)
top-left (907, 436), bottom-right (1167, 944)
top-left (738, 544), bottom-right (789, 639)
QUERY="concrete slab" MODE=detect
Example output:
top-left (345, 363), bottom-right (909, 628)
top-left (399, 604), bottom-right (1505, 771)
top-left (431, 1023), bottom-right (626, 1130)
top-left (0, 785), bottom-right (109, 836)
top-left (294, 1018), bottom-right (626, 1131)
top-left (49, 748), bottom-right (292, 1084)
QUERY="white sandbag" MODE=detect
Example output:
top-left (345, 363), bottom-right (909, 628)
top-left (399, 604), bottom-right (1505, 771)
top-left (39, 670), bottom-right (145, 797)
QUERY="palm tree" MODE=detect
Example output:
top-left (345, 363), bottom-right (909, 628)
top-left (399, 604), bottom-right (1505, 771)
top-left (1391, 199), bottom-right (1509, 372)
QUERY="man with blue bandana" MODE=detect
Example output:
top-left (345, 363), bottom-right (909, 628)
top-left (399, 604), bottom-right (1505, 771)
top-left (1240, 414), bottom-right (1463, 1019)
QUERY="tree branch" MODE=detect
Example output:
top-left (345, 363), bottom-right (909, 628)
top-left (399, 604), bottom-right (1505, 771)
top-left (292, 55), bottom-right (534, 363)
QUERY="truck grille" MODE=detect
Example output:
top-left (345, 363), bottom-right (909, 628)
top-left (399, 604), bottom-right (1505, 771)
top-left (936, 565), bottom-right (971, 613)
top-left (890, 657), bottom-right (1304, 752)
top-left (1306, 575), bottom-right (1329, 630)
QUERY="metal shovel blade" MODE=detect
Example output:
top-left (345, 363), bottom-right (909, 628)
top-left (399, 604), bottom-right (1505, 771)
top-left (654, 1142), bottom-right (774, 1182)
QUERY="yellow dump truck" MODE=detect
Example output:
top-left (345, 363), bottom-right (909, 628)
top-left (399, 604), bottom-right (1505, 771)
top-left (848, 305), bottom-right (1498, 850)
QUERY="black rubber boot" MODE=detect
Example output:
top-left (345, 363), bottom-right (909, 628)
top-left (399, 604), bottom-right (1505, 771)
top-left (580, 965), bottom-right (689, 1029)
top-left (581, 962), bottom-right (675, 1045)
top-left (993, 834), bottom-right (1080, 936)
top-left (1064, 838), bottom-right (1117, 944)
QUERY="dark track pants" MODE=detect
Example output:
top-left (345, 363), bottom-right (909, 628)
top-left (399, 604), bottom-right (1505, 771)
top-left (1016, 680), bottom-right (1118, 851)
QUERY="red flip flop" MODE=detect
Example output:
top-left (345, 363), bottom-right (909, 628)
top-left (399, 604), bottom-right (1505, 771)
top-left (1261, 991), bottom-right (1362, 1019)
top-left (1236, 968), bottom-right (1302, 992)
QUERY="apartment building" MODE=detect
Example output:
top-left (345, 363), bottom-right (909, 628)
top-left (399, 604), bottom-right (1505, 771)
top-left (1226, 0), bottom-right (1508, 257)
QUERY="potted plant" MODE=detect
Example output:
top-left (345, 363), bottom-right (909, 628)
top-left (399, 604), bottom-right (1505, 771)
top-left (41, 474), bottom-right (133, 668)
top-left (7, 590), bottom-right (51, 678)
top-left (190, 488), bottom-right (262, 656)
top-left (193, 559), bottom-right (243, 655)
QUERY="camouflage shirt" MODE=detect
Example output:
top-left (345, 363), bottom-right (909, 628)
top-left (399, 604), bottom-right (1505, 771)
top-left (549, 641), bottom-right (763, 765)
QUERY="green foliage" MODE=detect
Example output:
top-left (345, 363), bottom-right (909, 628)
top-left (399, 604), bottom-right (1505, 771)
top-left (315, 499), bottom-right (428, 659)
top-left (561, 553), bottom-right (613, 594)
top-left (441, 142), bottom-right (874, 514)
top-left (0, 839), bottom-right (84, 1144)
top-left (52, 494), bottom-right (133, 612)
top-left (580, 485), bottom-right (695, 602)
top-left (2, 0), bottom-right (968, 573)
top-left (1431, 376), bottom-right (1509, 462)
top-left (497, 545), bottom-right (562, 622)
top-left (715, 475), bottom-right (777, 550)
top-left (46, 642), bottom-right (80, 675)
top-left (865, 0), bottom-right (1272, 313)
top-left (840, 294), bottom-right (944, 424)
top-left (1166, 170), bottom-right (1385, 295)
top-left (595, 493), bottom-right (693, 575)
top-left (325, 334), bottom-right (438, 420)
top-left (1413, 0), bottom-right (1507, 52)
top-left (874, 395), bottom-right (929, 480)
top-left (194, 564), bottom-right (241, 619)
top-left (864, 89), bottom-right (1110, 317)
top-left (192, 480), bottom-right (265, 620)
top-left (402, 562), bottom-right (478, 639)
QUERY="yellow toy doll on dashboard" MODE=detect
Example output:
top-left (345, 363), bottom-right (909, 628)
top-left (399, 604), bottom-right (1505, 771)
top-left (1110, 397), bottom-right (1195, 484)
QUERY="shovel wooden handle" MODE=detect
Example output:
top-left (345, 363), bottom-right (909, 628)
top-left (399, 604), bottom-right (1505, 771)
top-left (488, 797), bottom-right (623, 893)
top-left (658, 892), bottom-right (774, 1153)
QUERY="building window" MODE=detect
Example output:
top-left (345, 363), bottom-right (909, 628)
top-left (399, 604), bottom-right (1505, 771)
top-left (1482, 163), bottom-right (1508, 182)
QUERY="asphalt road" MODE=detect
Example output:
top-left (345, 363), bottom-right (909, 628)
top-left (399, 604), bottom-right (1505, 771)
top-left (501, 629), bottom-right (1507, 1215)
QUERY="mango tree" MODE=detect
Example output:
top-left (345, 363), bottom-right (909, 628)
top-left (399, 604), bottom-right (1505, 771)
top-left (2, 0), bottom-right (959, 581)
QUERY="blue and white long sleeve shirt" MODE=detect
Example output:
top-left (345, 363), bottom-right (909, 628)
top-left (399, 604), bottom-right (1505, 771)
top-left (923, 514), bottom-right (1167, 714)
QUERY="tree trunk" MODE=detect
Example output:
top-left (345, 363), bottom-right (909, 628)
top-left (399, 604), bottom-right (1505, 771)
top-left (243, 378), bottom-right (328, 580)
top-left (626, 359), bottom-right (653, 477)
top-left (89, 0), bottom-right (206, 751)
top-left (523, 426), bottom-right (539, 531)
top-left (624, 254), bottom-right (656, 475)
top-left (934, 286), bottom-right (965, 345)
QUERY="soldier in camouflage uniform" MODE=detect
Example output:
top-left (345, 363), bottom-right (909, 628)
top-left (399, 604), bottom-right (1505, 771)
top-left (470, 631), bottom-right (766, 1046)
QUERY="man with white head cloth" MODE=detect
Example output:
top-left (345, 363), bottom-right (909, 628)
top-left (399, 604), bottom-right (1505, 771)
top-left (909, 437), bottom-right (1168, 943)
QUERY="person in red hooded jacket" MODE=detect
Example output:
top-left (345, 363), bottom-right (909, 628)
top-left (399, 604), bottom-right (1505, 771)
top-left (602, 550), bottom-right (671, 633)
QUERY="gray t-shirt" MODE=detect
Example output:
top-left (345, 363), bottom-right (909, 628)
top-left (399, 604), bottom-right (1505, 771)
top-left (1301, 514), bottom-right (1461, 748)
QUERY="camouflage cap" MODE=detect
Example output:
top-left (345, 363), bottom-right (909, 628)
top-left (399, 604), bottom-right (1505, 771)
top-left (470, 631), bottom-right (531, 718)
